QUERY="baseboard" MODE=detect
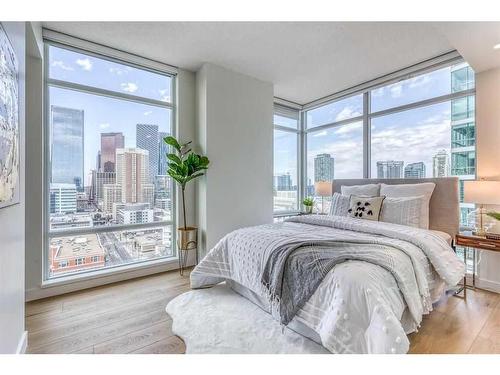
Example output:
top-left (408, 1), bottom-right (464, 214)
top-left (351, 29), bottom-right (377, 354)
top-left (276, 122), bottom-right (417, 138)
top-left (26, 256), bottom-right (196, 301)
top-left (16, 331), bottom-right (28, 354)
top-left (476, 277), bottom-right (500, 294)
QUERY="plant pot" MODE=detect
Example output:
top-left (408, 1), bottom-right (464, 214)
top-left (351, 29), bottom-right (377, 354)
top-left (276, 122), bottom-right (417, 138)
top-left (177, 226), bottom-right (198, 250)
top-left (304, 205), bottom-right (313, 214)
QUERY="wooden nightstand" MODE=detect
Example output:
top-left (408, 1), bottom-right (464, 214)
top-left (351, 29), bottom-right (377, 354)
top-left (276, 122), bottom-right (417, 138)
top-left (454, 231), bottom-right (500, 296)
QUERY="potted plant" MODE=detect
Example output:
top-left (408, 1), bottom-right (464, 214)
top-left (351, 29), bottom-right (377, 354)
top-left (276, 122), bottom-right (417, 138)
top-left (302, 197), bottom-right (314, 214)
top-left (164, 136), bottom-right (210, 258)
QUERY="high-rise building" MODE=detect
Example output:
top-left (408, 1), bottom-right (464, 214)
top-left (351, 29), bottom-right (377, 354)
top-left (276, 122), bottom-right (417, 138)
top-left (136, 124), bottom-right (159, 182)
top-left (274, 173), bottom-right (292, 191)
top-left (50, 106), bottom-right (84, 190)
top-left (377, 161), bottom-right (404, 179)
top-left (433, 149), bottom-right (450, 177)
top-left (115, 203), bottom-right (154, 225)
top-left (404, 162), bottom-right (426, 178)
top-left (100, 132), bottom-right (124, 172)
top-left (314, 153), bottom-right (335, 182)
top-left (102, 184), bottom-right (122, 214)
top-left (450, 63), bottom-right (476, 224)
top-left (158, 131), bottom-right (169, 175)
top-left (102, 148), bottom-right (155, 216)
top-left (90, 170), bottom-right (116, 203)
top-left (50, 183), bottom-right (77, 214)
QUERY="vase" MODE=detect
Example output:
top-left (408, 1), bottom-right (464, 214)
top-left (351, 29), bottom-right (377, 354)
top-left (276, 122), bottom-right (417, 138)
top-left (177, 227), bottom-right (198, 275)
top-left (304, 205), bottom-right (313, 214)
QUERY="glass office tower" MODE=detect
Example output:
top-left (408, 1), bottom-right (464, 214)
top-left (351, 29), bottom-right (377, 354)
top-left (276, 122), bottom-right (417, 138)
top-left (450, 63), bottom-right (476, 226)
top-left (50, 106), bottom-right (84, 191)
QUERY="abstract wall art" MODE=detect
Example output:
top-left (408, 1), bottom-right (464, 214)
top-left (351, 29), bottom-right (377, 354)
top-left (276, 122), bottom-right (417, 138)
top-left (0, 24), bottom-right (20, 209)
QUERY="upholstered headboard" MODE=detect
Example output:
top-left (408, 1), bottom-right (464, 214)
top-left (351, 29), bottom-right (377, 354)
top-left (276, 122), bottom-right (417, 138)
top-left (332, 177), bottom-right (460, 239)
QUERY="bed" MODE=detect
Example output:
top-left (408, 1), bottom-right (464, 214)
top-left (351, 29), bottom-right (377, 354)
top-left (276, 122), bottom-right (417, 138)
top-left (190, 177), bottom-right (465, 354)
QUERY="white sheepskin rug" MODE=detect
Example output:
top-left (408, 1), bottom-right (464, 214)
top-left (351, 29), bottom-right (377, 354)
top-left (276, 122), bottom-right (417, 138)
top-left (165, 283), bottom-right (329, 354)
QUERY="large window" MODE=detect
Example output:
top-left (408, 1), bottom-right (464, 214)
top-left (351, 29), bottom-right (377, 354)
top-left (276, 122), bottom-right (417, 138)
top-left (275, 58), bottom-right (476, 225)
top-left (45, 42), bottom-right (176, 280)
top-left (273, 106), bottom-right (299, 213)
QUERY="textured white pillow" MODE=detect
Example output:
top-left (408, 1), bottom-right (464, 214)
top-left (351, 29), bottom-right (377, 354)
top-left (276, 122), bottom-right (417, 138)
top-left (329, 192), bottom-right (350, 217)
top-left (380, 196), bottom-right (425, 228)
top-left (347, 195), bottom-right (385, 221)
top-left (341, 184), bottom-right (380, 197)
top-left (380, 183), bottom-right (436, 229)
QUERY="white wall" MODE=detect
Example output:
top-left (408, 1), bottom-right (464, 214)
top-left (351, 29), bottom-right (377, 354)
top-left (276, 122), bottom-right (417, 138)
top-left (196, 63), bottom-right (274, 256)
top-left (474, 67), bottom-right (500, 293)
top-left (0, 22), bottom-right (26, 354)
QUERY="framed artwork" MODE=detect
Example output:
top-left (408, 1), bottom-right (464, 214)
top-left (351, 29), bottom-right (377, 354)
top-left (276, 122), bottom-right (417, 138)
top-left (0, 23), bottom-right (20, 209)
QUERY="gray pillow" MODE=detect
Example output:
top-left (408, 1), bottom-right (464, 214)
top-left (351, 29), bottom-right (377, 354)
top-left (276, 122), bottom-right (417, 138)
top-left (329, 192), bottom-right (350, 217)
top-left (380, 183), bottom-right (435, 229)
top-left (380, 196), bottom-right (425, 228)
top-left (341, 184), bottom-right (380, 197)
top-left (347, 195), bottom-right (385, 221)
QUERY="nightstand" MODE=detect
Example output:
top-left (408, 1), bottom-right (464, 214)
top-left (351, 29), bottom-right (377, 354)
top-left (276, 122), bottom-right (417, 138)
top-left (454, 231), bottom-right (500, 296)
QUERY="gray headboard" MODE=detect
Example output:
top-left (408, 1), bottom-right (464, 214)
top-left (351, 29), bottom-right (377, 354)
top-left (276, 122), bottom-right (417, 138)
top-left (332, 177), bottom-right (459, 239)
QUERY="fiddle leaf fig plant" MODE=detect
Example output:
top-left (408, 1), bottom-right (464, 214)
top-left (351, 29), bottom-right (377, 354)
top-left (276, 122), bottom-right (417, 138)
top-left (164, 136), bottom-right (210, 229)
top-left (486, 211), bottom-right (500, 221)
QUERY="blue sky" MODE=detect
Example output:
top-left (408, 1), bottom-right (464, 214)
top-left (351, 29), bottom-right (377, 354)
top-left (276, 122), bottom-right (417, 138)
top-left (49, 46), bottom-right (172, 185)
top-left (49, 45), bottom-right (470, 188)
top-left (275, 64), bottom-right (470, 186)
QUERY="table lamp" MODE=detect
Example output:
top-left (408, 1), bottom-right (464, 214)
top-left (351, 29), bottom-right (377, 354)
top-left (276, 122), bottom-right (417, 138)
top-left (464, 180), bottom-right (500, 236)
top-left (314, 181), bottom-right (333, 214)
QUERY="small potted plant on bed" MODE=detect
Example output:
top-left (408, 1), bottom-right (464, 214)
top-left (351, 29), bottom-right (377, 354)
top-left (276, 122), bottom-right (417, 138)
top-left (164, 136), bottom-right (210, 267)
top-left (302, 197), bottom-right (314, 214)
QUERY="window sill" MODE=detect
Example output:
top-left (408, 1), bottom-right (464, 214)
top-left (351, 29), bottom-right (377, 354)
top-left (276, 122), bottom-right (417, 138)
top-left (41, 256), bottom-right (179, 289)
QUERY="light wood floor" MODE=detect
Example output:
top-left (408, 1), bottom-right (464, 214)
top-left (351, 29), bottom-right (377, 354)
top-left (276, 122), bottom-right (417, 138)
top-left (26, 269), bottom-right (500, 354)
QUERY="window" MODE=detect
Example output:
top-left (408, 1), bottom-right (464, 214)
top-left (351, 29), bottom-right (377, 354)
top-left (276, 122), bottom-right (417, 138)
top-left (75, 257), bottom-right (85, 266)
top-left (45, 42), bottom-right (176, 280)
top-left (306, 121), bottom-right (363, 212)
top-left (273, 105), bottom-right (299, 213)
top-left (306, 94), bottom-right (363, 129)
top-left (452, 122), bottom-right (475, 148)
top-left (283, 58), bottom-right (475, 227)
top-left (370, 102), bottom-right (451, 179)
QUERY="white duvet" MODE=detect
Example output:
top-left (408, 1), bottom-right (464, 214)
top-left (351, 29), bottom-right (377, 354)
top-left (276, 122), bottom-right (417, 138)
top-left (190, 215), bottom-right (465, 354)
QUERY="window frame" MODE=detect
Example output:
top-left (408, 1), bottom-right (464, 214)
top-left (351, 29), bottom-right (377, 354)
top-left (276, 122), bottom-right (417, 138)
top-left (43, 37), bottom-right (178, 283)
top-left (273, 104), bottom-right (302, 216)
top-left (273, 53), bottom-right (477, 220)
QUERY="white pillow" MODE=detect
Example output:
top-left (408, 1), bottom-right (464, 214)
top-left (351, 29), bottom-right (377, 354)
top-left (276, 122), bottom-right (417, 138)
top-left (347, 195), bottom-right (385, 221)
top-left (380, 183), bottom-right (436, 229)
top-left (380, 196), bottom-right (425, 228)
top-left (329, 192), bottom-right (350, 217)
top-left (341, 184), bottom-right (380, 197)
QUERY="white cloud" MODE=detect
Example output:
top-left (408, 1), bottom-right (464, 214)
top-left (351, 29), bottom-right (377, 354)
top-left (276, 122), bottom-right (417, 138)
top-left (159, 89), bottom-right (170, 102)
top-left (121, 82), bottom-right (139, 93)
top-left (76, 58), bottom-right (93, 71)
top-left (312, 130), bottom-right (327, 137)
top-left (144, 111), bottom-right (153, 116)
top-left (389, 83), bottom-right (403, 98)
top-left (333, 122), bottom-right (362, 135)
top-left (334, 107), bottom-right (362, 122)
top-left (51, 60), bottom-right (74, 71)
top-left (408, 75), bottom-right (431, 89)
top-left (109, 66), bottom-right (131, 75)
top-left (99, 123), bottom-right (110, 130)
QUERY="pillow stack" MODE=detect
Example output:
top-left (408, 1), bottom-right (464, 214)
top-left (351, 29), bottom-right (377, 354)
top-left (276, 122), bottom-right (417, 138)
top-left (329, 182), bottom-right (436, 229)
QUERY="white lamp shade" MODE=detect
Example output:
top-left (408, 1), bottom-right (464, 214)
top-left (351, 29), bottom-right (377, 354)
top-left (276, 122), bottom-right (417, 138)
top-left (314, 181), bottom-right (333, 197)
top-left (463, 180), bottom-right (500, 205)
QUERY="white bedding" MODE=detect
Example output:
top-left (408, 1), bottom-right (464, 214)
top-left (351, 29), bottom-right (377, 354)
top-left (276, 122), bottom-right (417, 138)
top-left (190, 215), bottom-right (464, 354)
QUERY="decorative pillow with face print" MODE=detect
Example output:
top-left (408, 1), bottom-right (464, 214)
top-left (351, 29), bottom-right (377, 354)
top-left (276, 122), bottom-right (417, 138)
top-left (347, 195), bottom-right (385, 221)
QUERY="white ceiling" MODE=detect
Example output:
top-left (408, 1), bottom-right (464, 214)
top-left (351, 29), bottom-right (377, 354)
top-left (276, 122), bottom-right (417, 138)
top-left (42, 22), bottom-right (500, 104)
